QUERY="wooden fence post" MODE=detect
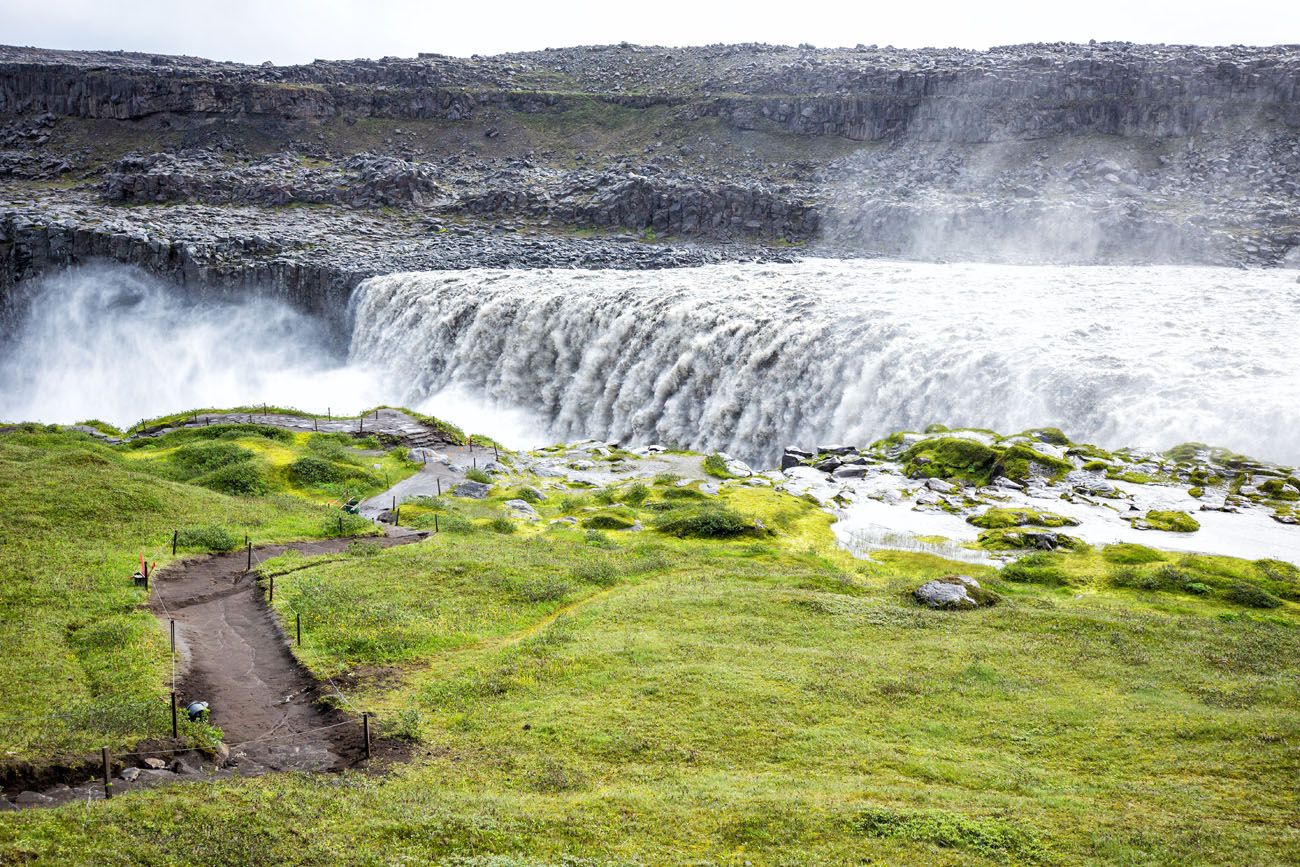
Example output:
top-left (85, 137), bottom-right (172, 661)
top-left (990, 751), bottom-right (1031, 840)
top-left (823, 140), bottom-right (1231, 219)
top-left (363, 713), bottom-right (371, 760)
top-left (171, 691), bottom-right (178, 738)
top-left (172, 529), bottom-right (177, 556)
top-left (101, 747), bottom-right (112, 799)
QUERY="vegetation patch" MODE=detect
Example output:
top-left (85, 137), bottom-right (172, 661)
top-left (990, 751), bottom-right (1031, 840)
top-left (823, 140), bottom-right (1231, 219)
top-left (1102, 542), bottom-right (1166, 564)
top-left (174, 524), bottom-right (238, 552)
top-left (852, 807), bottom-right (1048, 862)
top-left (999, 552), bottom-right (1076, 586)
top-left (701, 452), bottom-right (734, 479)
top-left (654, 504), bottom-right (761, 538)
top-left (977, 528), bottom-right (1083, 551)
top-left (967, 507), bottom-right (1079, 529)
top-left (1133, 510), bottom-right (1201, 533)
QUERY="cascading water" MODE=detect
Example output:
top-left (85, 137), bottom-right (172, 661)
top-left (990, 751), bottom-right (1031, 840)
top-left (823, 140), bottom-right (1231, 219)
top-left (0, 265), bottom-right (395, 426)
top-left (350, 259), bottom-right (1300, 465)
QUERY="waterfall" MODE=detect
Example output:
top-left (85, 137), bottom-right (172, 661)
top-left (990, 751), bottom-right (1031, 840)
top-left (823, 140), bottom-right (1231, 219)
top-left (0, 265), bottom-right (395, 426)
top-left (349, 259), bottom-right (1300, 466)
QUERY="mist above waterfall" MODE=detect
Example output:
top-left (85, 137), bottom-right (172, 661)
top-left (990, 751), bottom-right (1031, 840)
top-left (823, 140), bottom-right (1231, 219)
top-left (351, 260), bottom-right (1300, 466)
top-left (0, 265), bottom-right (391, 427)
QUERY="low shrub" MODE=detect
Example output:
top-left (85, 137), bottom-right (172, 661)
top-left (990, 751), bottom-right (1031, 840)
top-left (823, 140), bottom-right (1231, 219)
top-left (465, 468), bottom-right (492, 484)
top-left (655, 505), bottom-right (756, 538)
top-left (652, 473), bottom-right (682, 485)
top-left (1000, 552), bottom-right (1073, 586)
top-left (570, 561), bottom-right (619, 586)
top-left (1225, 583), bottom-right (1282, 609)
top-left (287, 456), bottom-right (346, 485)
top-left (197, 460), bottom-right (269, 496)
top-left (516, 577), bottom-right (571, 602)
top-left (583, 513), bottom-right (636, 530)
top-left (623, 483), bottom-right (650, 506)
top-left (662, 486), bottom-right (707, 501)
top-left (169, 441), bottom-right (255, 479)
top-left (1110, 563), bottom-right (1194, 592)
top-left (176, 525), bottom-right (237, 552)
top-left (488, 516), bottom-right (517, 534)
top-left (1102, 543), bottom-right (1166, 565)
top-left (1255, 559), bottom-right (1299, 584)
top-left (702, 453), bottom-right (732, 479)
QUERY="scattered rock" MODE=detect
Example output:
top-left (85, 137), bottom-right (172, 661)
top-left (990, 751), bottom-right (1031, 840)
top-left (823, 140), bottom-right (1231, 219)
top-left (504, 499), bottom-right (539, 519)
top-left (120, 767), bottom-right (141, 782)
top-left (914, 576), bottom-right (998, 610)
top-left (14, 791), bottom-right (54, 806)
top-left (453, 480), bottom-right (492, 499)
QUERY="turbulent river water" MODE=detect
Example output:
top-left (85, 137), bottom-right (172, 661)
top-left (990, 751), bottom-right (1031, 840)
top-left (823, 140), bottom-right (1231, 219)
top-left (3, 260), bottom-right (1299, 467)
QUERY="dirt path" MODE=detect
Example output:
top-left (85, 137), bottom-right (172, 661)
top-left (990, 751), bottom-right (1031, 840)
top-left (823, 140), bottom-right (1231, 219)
top-left (152, 535), bottom-right (419, 773)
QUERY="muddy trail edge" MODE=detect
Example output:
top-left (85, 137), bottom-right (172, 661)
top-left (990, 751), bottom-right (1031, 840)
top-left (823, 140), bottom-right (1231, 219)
top-left (153, 535), bottom-right (422, 774)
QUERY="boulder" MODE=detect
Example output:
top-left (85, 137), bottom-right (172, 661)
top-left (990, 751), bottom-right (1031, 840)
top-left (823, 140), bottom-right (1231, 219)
top-left (453, 480), bottom-right (492, 499)
top-left (781, 449), bottom-right (811, 470)
top-left (504, 499), bottom-right (539, 519)
top-left (915, 575), bottom-right (998, 609)
top-left (14, 791), bottom-right (54, 806)
top-left (120, 767), bottom-right (141, 782)
top-left (914, 580), bottom-right (976, 610)
top-left (0, 797), bottom-right (16, 811)
top-left (925, 477), bottom-right (957, 494)
top-left (832, 464), bottom-right (869, 479)
top-left (723, 459), bottom-right (754, 478)
top-left (143, 757), bottom-right (167, 770)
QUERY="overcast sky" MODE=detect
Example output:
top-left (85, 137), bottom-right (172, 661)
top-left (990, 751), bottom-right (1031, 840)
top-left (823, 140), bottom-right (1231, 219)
top-left (1, 0), bottom-right (1295, 64)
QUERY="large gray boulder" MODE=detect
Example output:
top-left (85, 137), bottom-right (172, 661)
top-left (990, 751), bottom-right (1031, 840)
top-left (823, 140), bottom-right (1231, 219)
top-left (504, 499), bottom-right (538, 519)
top-left (914, 575), bottom-right (997, 610)
top-left (453, 480), bottom-right (492, 499)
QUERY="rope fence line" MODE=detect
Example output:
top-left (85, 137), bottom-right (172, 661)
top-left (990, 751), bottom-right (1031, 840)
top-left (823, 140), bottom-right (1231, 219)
top-left (4, 531), bottom-right (380, 781)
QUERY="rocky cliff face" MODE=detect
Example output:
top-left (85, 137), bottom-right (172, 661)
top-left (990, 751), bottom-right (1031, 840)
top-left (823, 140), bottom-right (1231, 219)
top-left (1, 40), bottom-right (1297, 299)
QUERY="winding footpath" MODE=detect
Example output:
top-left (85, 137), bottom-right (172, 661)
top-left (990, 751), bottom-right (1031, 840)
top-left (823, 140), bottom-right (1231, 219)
top-left (153, 536), bottom-right (420, 775)
top-left (3, 408), bottom-right (472, 808)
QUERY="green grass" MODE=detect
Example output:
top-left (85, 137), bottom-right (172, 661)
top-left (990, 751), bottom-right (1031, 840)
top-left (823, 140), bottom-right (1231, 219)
top-left (120, 426), bottom-right (418, 505)
top-left (2, 430), bottom-right (1299, 863)
top-left (0, 427), bottom-right (377, 759)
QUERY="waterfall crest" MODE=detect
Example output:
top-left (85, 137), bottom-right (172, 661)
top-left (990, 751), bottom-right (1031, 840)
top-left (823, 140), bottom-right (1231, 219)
top-left (349, 260), bottom-right (1300, 465)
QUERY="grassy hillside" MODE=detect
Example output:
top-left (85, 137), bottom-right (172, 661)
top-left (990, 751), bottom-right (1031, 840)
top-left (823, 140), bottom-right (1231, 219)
top-left (0, 426), bottom-right (375, 758)
top-left (117, 423), bottom-right (420, 505)
top-left (2, 469), bottom-right (1296, 864)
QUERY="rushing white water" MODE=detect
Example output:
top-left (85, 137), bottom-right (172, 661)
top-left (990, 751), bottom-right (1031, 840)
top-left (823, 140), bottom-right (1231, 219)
top-left (0, 266), bottom-right (395, 426)
top-left (351, 259), bottom-right (1300, 465)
